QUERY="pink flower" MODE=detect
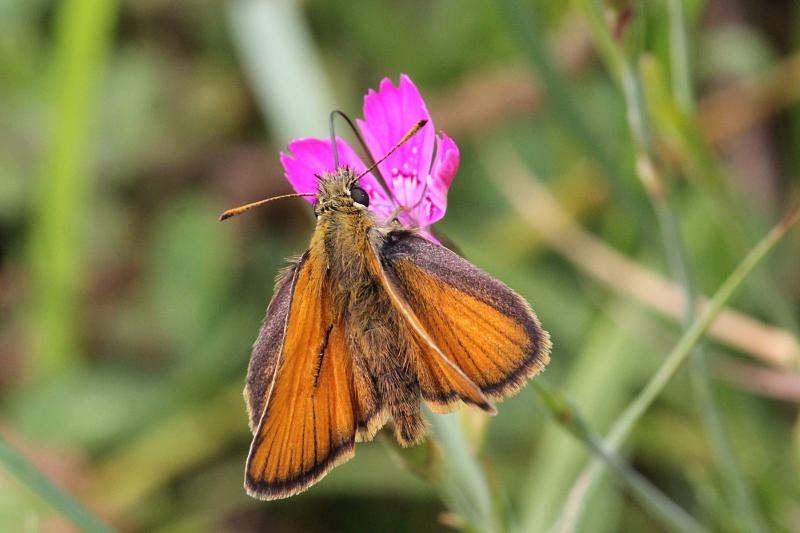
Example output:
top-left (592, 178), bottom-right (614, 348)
top-left (279, 74), bottom-right (459, 241)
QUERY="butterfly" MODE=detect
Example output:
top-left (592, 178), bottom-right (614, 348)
top-left (221, 119), bottom-right (551, 500)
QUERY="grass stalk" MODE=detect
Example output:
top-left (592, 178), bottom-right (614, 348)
top-left (28, 0), bottom-right (118, 378)
top-left (428, 411), bottom-right (500, 533)
top-left (571, 2), bottom-right (767, 530)
top-left (655, 187), bottom-right (766, 533)
top-left (533, 381), bottom-right (709, 533)
top-left (482, 146), bottom-right (707, 531)
top-left (226, 0), bottom-right (336, 140)
top-left (0, 434), bottom-right (114, 533)
top-left (554, 207), bottom-right (800, 532)
top-left (667, 0), bottom-right (694, 112)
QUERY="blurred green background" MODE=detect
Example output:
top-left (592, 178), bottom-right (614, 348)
top-left (2, 0), bottom-right (799, 531)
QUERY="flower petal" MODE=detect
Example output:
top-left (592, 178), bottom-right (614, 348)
top-left (278, 75), bottom-right (459, 243)
top-left (422, 132), bottom-right (460, 225)
top-left (279, 136), bottom-right (393, 220)
top-left (357, 75), bottom-right (435, 210)
top-left (280, 137), bottom-right (368, 203)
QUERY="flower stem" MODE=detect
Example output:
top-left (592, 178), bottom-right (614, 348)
top-left (0, 434), bottom-right (114, 533)
top-left (427, 411), bottom-right (500, 533)
top-left (554, 207), bottom-right (800, 532)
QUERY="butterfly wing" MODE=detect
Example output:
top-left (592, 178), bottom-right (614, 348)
top-left (244, 258), bottom-right (303, 432)
top-left (371, 231), bottom-right (551, 411)
top-left (364, 236), bottom-right (495, 414)
top-left (244, 251), bottom-right (372, 500)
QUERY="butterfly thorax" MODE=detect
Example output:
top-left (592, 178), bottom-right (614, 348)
top-left (311, 168), bottom-right (383, 294)
top-left (310, 169), bottom-right (400, 365)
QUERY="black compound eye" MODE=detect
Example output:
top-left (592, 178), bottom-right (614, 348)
top-left (350, 186), bottom-right (369, 207)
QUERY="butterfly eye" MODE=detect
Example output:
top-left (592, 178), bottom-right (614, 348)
top-left (350, 186), bottom-right (369, 207)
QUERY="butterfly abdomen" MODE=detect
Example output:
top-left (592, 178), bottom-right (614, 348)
top-left (341, 266), bottom-right (426, 446)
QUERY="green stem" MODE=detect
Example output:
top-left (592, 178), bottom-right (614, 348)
top-left (226, 0), bottom-right (336, 140)
top-left (667, 0), bottom-right (694, 112)
top-left (649, 111), bottom-right (767, 533)
top-left (573, 1), bottom-right (766, 530)
top-left (0, 434), bottom-right (114, 533)
top-left (28, 0), bottom-right (118, 378)
top-left (427, 411), bottom-right (500, 533)
top-left (689, 345), bottom-right (768, 533)
top-left (499, 0), bottom-right (636, 198)
top-left (642, 41), bottom-right (800, 337)
top-left (554, 209), bottom-right (799, 532)
top-left (657, 191), bottom-right (766, 533)
top-left (534, 382), bottom-right (709, 533)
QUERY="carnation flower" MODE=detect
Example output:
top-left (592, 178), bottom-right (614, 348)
top-left (280, 74), bottom-right (459, 241)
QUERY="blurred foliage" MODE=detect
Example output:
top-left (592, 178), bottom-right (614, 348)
top-left (1, 0), bottom-right (800, 532)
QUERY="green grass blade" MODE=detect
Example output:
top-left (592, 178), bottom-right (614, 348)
top-left (554, 208), bottom-right (800, 532)
top-left (226, 0), bottom-right (336, 140)
top-left (652, 197), bottom-right (764, 531)
top-left (0, 434), bottom-right (114, 533)
top-left (428, 411), bottom-right (500, 533)
top-left (570, 1), bottom-right (768, 528)
top-left (534, 381), bottom-right (709, 533)
top-left (499, 0), bottom-right (630, 188)
top-left (667, 0), bottom-right (694, 112)
top-left (599, 2), bottom-right (763, 528)
top-left (27, 0), bottom-right (118, 378)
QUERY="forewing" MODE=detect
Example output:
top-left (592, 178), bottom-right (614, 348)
top-left (245, 251), bottom-right (362, 500)
top-left (244, 255), bottom-right (304, 432)
top-left (381, 231), bottom-right (551, 408)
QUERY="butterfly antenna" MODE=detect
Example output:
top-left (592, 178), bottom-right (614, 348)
top-left (223, 118), bottom-right (428, 222)
top-left (328, 111), bottom-right (341, 168)
top-left (356, 119), bottom-right (428, 181)
top-left (329, 110), bottom-right (396, 203)
top-left (219, 193), bottom-right (316, 221)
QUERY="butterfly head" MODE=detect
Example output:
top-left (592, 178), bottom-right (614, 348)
top-left (314, 167), bottom-right (370, 216)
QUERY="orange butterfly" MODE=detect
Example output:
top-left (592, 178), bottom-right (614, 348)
top-left (221, 120), bottom-right (551, 500)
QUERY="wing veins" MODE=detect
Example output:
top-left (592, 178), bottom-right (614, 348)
top-left (312, 324), bottom-right (334, 391)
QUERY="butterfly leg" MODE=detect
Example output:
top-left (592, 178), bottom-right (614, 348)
top-left (382, 183), bottom-right (429, 226)
top-left (383, 205), bottom-right (408, 225)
